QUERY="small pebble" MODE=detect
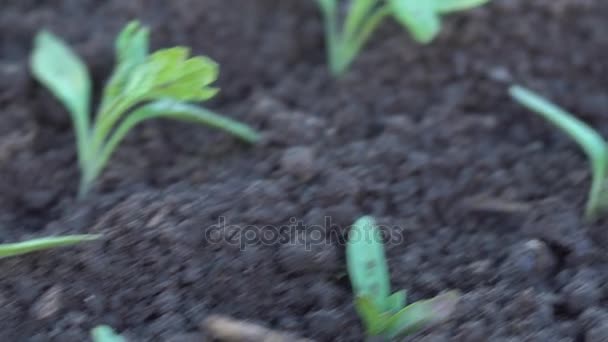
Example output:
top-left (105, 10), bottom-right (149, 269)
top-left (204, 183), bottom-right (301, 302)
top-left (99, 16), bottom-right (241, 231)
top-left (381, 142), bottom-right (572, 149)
top-left (31, 285), bottom-right (62, 320)
top-left (280, 146), bottom-right (317, 181)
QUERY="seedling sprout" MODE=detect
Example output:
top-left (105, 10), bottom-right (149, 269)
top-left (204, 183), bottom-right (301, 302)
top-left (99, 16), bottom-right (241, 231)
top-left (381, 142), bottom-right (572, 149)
top-left (91, 325), bottom-right (126, 342)
top-left (509, 85), bottom-right (608, 221)
top-left (0, 235), bottom-right (100, 259)
top-left (316, 0), bottom-right (491, 76)
top-left (347, 216), bottom-right (460, 339)
top-left (30, 21), bottom-right (260, 198)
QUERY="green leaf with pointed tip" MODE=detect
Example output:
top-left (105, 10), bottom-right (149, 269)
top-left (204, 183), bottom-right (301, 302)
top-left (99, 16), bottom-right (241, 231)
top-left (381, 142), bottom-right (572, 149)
top-left (0, 235), bottom-right (101, 259)
top-left (509, 85), bottom-right (608, 220)
top-left (387, 290), bottom-right (407, 313)
top-left (434, 0), bottom-right (491, 13)
top-left (91, 325), bottom-right (127, 342)
top-left (347, 216), bottom-right (391, 311)
top-left (389, 0), bottom-right (441, 43)
top-left (115, 21), bottom-right (149, 66)
top-left (101, 21), bottom-right (150, 111)
top-left (30, 30), bottom-right (92, 170)
top-left (355, 295), bottom-right (390, 336)
top-left (385, 291), bottom-right (461, 338)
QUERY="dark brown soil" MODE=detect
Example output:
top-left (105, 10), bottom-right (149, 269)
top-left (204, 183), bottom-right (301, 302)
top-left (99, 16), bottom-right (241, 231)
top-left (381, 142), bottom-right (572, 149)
top-left (2, 0), bottom-right (608, 341)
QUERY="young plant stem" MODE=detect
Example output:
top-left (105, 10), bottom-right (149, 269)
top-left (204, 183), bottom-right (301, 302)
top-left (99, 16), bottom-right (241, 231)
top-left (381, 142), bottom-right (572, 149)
top-left (509, 85), bottom-right (608, 220)
top-left (77, 101), bottom-right (260, 198)
top-left (318, 0), bottom-right (390, 76)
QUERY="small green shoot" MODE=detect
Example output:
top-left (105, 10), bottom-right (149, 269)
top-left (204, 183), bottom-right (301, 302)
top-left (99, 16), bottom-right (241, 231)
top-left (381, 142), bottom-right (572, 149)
top-left (316, 0), bottom-right (491, 76)
top-left (0, 235), bottom-right (101, 259)
top-left (31, 21), bottom-right (260, 198)
top-left (509, 85), bottom-right (608, 221)
top-left (91, 325), bottom-right (127, 342)
top-left (347, 216), bottom-right (460, 339)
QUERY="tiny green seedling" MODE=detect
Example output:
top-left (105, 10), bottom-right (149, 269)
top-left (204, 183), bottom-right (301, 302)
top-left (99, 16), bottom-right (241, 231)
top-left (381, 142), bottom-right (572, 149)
top-left (31, 21), bottom-right (260, 198)
top-left (347, 216), bottom-right (460, 339)
top-left (91, 325), bottom-right (127, 342)
top-left (316, 0), bottom-right (491, 76)
top-left (0, 234), bottom-right (100, 259)
top-left (509, 85), bottom-right (608, 221)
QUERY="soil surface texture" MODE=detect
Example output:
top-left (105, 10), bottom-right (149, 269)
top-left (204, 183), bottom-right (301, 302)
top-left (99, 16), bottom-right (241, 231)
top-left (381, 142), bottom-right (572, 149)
top-left (1, 0), bottom-right (608, 341)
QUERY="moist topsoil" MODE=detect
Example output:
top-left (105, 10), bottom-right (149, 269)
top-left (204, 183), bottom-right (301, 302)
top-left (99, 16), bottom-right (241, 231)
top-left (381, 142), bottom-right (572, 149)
top-left (1, 0), bottom-right (608, 341)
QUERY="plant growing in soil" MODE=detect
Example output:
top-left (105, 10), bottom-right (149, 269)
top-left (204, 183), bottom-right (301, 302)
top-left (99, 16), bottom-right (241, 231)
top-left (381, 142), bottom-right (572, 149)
top-left (347, 216), bottom-right (460, 339)
top-left (0, 234), bottom-right (100, 259)
top-left (91, 325), bottom-right (126, 342)
top-left (509, 85), bottom-right (608, 221)
top-left (316, 0), bottom-right (491, 76)
top-left (30, 21), bottom-right (260, 198)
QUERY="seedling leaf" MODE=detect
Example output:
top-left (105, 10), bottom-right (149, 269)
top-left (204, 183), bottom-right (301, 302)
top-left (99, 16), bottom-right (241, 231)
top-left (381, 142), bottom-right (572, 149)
top-left (101, 21), bottom-right (150, 111)
top-left (30, 21), bottom-right (260, 198)
top-left (91, 325), bottom-right (127, 342)
top-left (509, 85), bottom-right (608, 220)
top-left (141, 48), bottom-right (219, 102)
top-left (347, 216), bottom-right (391, 311)
top-left (355, 295), bottom-right (390, 335)
top-left (434, 0), bottom-right (491, 13)
top-left (345, 0), bottom-right (377, 38)
top-left (316, 0), bottom-right (336, 16)
top-left (385, 291), bottom-right (461, 338)
top-left (30, 31), bottom-right (91, 121)
top-left (31, 30), bottom-right (92, 170)
top-left (389, 0), bottom-right (441, 43)
top-left (115, 21), bottom-right (149, 66)
top-left (0, 235), bottom-right (101, 259)
top-left (387, 290), bottom-right (407, 313)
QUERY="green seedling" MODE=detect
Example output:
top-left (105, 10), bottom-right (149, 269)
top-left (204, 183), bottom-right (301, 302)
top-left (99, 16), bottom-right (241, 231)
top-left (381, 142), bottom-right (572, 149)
top-left (347, 216), bottom-right (460, 339)
top-left (316, 0), bottom-right (491, 76)
top-left (91, 325), bottom-right (127, 342)
top-left (509, 85), bottom-right (608, 221)
top-left (0, 235), bottom-right (100, 259)
top-left (31, 21), bottom-right (260, 198)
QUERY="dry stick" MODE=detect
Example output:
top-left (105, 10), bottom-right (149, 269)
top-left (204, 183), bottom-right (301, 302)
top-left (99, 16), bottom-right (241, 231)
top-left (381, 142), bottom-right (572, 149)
top-left (202, 315), bottom-right (314, 342)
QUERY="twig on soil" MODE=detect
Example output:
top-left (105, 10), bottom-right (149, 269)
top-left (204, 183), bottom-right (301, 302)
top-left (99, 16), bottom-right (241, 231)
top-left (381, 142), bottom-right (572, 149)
top-left (202, 315), bottom-right (314, 342)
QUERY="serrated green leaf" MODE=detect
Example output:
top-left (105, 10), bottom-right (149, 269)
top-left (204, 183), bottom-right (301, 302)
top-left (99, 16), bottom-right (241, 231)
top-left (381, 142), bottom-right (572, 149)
top-left (30, 30), bottom-right (92, 171)
top-left (385, 291), bottom-right (461, 338)
top-left (115, 21), bottom-right (149, 66)
top-left (434, 0), bottom-right (491, 13)
top-left (0, 235), bottom-right (101, 259)
top-left (389, 0), bottom-right (441, 43)
top-left (387, 290), bottom-right (407, 313)
top-left (355, 295), bottom-right (390, 336)
top-left (146, 56), bottom-right (219, 101)
top-left (101, 21), bottom-right (150, 111)
top-left (135, 48), bottom-right (219, 102)
top-left (347, 216), bottom-right (391, 311)
top-left (91, 325), bottom-right (127, 342)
